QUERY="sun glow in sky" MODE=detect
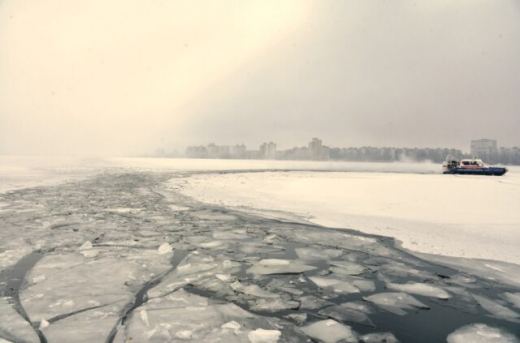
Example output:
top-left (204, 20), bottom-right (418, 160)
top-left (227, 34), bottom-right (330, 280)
top-left (0, 0), bottom-right (312, 155)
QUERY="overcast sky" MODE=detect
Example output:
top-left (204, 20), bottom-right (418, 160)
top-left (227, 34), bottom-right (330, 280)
top-left (1, 0), bottom-right (519, 156)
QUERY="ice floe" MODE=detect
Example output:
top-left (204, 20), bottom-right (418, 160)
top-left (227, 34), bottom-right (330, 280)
top-left (300, 319), bottom-right (358, 343)
top-left (248, 259), bottom-right (316, 275)
top-left (386, 282), bottom-right (450, 299)
top-left (472, 294), bottom-right (520, 322)
top-left (447, 323), bottom-right (519, 343)
top-left (157, 242), bottom-right (173, 255)
top-left (248, 328), bottom-right (281, 343)
top-left (0, 297), bottom-right (39, 343)
top-left (363, 292), bottom-right (429, 316)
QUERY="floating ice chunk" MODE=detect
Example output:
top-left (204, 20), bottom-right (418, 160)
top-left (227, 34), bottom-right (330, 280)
top-left (346, 277), bottom-right (375, 292)
top-left (504, 292), bottom-right (520, 308)
top-left (157, 242), bottom-right (173, 254)
top-left (0, 298), bottom-right (40, 343)
top-left (301, 319), bottom-right (358, 343)
top-left (230, 281), bottom-right (279, 298)
top-left (363, 292), bottom-right (429, 316)
top-left (199, 240), bottom-right (224, 249)
top-left (80, 249), bottom-right (99, 258)
top-left (386, 282), bottom-right (450, 299)
top-left (176, 330), bottom-right (192, 339)
top-left (295, 248), bottom-right (342, 261)
top-left (248, 328), bottom-right (281, 343)
top-left (472, 294), bottom-right (519, 321)
top-left (263, 234), bottom-right (281, 244)
top-left (250, 298), bottom-right (299, 312)
top-left (79, 241), bottom-right (92, 250)
top-left (32, 275), bottom-right (46, 283)
top-left (299, 295), bottom-right (333, 310)
top-left (342, 301), bottom-right (373, 314)
top-left (140, 309), bottom-right (150, 327)
top-left (39, 319), bottom-right (49, 330)
top-left (215, 274), bottom-right (232, 282)
top-left (319, 305), bottom-right (374, 327)
top-left (221, 321), bottom-right (242, 334)
top-left (285, 313), bottom-right (307, 324)
top-left (309, 276), bottom-right (360, 294)
top-left (361, 332), bottom-right (399, 343)
top-left (447, 323), bottom-right (519, 343)
top-left (248, 259), bottom-right (316, 275)
top-left (330, 261), bottom-right (366, 276)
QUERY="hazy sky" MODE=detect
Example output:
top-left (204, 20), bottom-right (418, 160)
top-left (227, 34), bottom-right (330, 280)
top-left (1, 0), bottom-right (519, 156)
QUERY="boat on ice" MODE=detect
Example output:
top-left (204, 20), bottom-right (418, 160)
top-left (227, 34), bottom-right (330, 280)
top-left (443, 155), bottom-right (508, 176)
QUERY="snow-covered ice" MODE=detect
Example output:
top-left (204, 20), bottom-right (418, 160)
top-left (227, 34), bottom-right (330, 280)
top-left (174, 169), bottom-right (520, 265)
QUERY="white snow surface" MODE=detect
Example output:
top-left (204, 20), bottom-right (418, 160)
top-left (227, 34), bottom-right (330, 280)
top-left (0, 156), bottom-right (438, 194)
top-left (172, 168), bottom-right (520, 265)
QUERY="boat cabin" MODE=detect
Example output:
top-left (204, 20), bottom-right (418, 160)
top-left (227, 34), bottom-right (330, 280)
top-left (459, 159), bottom-right (486, 169)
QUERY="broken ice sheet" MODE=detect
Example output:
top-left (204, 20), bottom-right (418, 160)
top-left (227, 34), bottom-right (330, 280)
top-left (20, 249), bottom-right (172, 324)
top-left (386, 282), bottom-right (450, 299)
top-left (0, 297), bottom-right (39, 343)
top-left (248, 259), bottom-right (316, 275)
top-left (116, 288), bottom-right (305, 342)
top-left (39, 304), bottom-right (122, 343)
top-left (472, 294), bottom-right (520, 322)
top-left (363, 292), bottom-right (429, 316)
top-left (300, 319), bottom-right (358, 343)
top-left (446, 323), bottom-right (519, 343)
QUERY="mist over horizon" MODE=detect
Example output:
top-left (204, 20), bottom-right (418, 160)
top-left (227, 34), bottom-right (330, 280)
top-left (1, 0), bottom-right (520, 157)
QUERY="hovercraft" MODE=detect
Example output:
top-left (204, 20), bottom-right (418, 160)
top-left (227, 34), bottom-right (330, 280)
top-left (443, 155), bottom-right (507, 176)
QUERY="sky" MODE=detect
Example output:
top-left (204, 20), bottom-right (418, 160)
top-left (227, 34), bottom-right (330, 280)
top-left (1, 0), bottom-right (519, 156)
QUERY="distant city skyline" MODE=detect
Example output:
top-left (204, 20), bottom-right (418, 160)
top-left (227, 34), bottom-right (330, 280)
top-left (175, 137), bottom-right (520, 165)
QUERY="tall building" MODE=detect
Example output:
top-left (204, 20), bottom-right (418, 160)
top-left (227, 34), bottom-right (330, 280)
top-left (308, 138), bottom-right (329, 160)
top-left (471, 139), bottom-right (497, 158)
top-left (260, 142), bottom-right (277, 159)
